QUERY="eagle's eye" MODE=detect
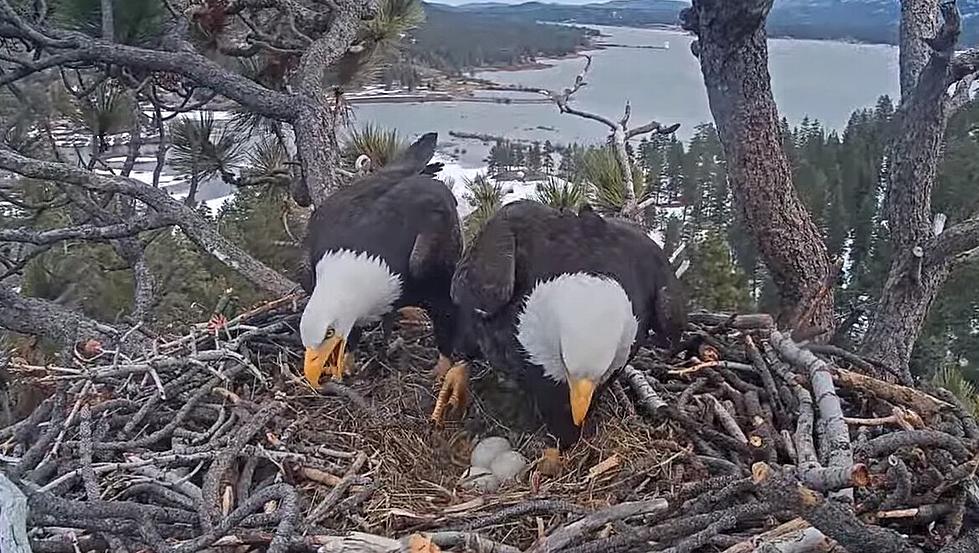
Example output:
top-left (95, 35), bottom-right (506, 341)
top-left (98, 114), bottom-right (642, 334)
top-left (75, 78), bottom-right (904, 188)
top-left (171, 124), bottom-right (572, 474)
top-left (325, 328), bottom-right (335, 339)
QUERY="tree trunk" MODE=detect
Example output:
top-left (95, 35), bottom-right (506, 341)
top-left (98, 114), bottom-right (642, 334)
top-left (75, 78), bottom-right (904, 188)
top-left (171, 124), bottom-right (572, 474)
top-left (293, 96), bottom-right (342, 207)
top-left (860, 260), bottom-right (950, 380)
top-left (900, 0), bottom-right (939, 98)
top-left (680, 1), bottom-right (834, 331)
top-left (185, 172), bottom-right (200, 207)
top-left (860, 0), bottom-right (960, 381)
top-left (100, 0), bottom-right (114, 42)
top-left (292, 2), bottom-right (369, 207)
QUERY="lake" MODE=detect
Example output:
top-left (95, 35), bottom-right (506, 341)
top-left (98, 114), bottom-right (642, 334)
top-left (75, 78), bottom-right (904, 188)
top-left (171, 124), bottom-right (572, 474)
top-left (353, 26), bottom-right (900, 167)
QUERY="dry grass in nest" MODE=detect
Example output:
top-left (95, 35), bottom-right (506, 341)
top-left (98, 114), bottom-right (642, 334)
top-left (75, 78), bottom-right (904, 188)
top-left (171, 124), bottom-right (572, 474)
top-left (279, 316), bottom-right (698, 544)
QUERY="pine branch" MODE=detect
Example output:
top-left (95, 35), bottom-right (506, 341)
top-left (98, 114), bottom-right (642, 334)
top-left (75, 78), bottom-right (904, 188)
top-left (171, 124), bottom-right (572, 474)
top-left (0, 148), bottom-right (298, 296)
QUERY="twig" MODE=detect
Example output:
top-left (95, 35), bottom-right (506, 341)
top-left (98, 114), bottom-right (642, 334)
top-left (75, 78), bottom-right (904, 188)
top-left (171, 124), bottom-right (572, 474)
top-left (306, 450), bottom-right (368, 525)
top-left (200, 401), bottom-right (285, 531)
top-left (772, 331), bottom-right (853, 501)
top-left (526, 498), bottom-right (669, 553)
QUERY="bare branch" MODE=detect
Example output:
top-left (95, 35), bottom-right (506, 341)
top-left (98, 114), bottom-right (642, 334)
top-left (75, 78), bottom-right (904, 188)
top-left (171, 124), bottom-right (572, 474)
top-left (951, 48), bottom-right (979, 82)
top-left (0, 214), bottom-right (174, 245)
top-left (0, 284), bottom-right (149, 352)
top-left (0, 0), bottom-right (297, 121)
top-left (0, 148), bottom-right (299, 296)
top-left (491, 55), bottom-right (677, 220)
top-left (627, 121), bottom-right (681, 140)
top-left (929, 217), bottom-right (979, 264)
top-left (0, 51), bottom-right (91, 87)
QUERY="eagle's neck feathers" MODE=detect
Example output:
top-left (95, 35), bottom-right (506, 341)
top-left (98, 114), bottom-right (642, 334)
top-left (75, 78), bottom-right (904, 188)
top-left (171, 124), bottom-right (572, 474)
top-left (515, 272), bottom-right (638, 384)
top-left (300, 249), bottom-right (402, 347)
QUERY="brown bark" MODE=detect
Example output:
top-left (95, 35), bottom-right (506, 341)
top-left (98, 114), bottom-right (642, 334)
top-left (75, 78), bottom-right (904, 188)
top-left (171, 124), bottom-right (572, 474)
top-left (680, 1), bottom-right (834, 331)
top-left (859, 1), bottom-right (974, 380)
top-left (0, 285), bottom-right (151, 354)
top-left (293, 0), bottom-right (372, 206)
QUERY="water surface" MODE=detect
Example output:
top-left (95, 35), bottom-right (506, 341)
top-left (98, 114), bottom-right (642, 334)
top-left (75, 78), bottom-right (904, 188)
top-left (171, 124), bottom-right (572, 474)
top-left (354, 26), bottom-right (900, 166)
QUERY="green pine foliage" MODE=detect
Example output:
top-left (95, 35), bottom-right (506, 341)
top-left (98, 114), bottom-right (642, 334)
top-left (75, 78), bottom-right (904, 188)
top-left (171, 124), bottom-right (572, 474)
top-left (52, 80), bottom-right (136, 140)
top-left (51, 0), bottom-right (165, 45)
top-left (462, 173), bottom-right (503, 243)
top-left (170, 112), bottom-right (248, 184)
top-left (684, 231), bottom-right (753, 313)
top-left (932, 365), bottom-right (979, 416)
top-left (535, 177), bottom-right (585, 211)
top-left (343, 123), bottom-right (409, 170)
top-left (576, 146), bottom-right (645, 214)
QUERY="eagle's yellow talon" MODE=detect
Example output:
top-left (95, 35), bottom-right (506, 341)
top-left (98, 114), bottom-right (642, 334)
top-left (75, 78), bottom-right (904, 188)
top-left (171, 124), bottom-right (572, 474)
top-left (538, 447), bottom-right (564, 478)
top-left (431, 359), bottom-right (469, 424)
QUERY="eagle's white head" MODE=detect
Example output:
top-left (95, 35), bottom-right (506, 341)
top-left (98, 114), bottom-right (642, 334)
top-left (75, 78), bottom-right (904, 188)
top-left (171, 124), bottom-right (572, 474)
top-left (300, 249), bottom-right (402, 386)
top-left (516, 272), bottom-right (638, 427)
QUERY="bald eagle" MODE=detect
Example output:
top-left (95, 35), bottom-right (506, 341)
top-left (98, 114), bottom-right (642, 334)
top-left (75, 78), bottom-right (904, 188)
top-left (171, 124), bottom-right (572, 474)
top-left (300, 132), bottom-right (464, 419)
top-left (450, 201), bottom-right (686, 446)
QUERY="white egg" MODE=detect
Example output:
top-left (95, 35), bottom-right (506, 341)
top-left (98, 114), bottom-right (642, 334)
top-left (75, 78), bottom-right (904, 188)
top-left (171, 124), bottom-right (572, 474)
top-left (470, 436), bottom-right (512, 468)
top-left (490, 450), bottom-right (528, 481)
top-left (460, 466), bottom-right (500, 493)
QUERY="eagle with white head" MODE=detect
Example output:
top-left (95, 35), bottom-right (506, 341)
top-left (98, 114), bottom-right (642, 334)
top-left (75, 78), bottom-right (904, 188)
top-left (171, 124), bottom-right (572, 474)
top-left (451, 201), bottom-right (686, 446)
top-left (517, 273), bottom-right (638, 425)
top-left (300, 133), bottom-right (465, 423)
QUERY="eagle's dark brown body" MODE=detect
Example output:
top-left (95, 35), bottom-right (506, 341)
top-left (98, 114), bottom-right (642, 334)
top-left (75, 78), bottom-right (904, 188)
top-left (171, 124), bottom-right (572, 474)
top-left (451, 201), bottom-right (686, 445)
top-left (303, 133), bottom-right (463, 358)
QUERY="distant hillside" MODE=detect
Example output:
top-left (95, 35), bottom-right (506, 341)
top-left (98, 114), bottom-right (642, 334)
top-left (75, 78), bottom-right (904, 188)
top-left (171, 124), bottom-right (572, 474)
top-left (441, 0), bottom-right (979, 47)
top-left (407, 3), bottom-right (598, 74)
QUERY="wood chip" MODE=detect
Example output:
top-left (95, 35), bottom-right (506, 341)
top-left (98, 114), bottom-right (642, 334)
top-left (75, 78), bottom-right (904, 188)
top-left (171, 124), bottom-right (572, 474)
top-left (408, 534), bottom-right (441, 553)
top-left (588, 454), bottom-right (620, 480)
top-left (300, 466), bottom-right (343, 487)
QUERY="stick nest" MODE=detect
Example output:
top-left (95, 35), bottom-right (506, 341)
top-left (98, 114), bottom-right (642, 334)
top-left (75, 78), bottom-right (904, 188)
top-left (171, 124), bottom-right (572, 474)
top-left (3, 299), bottom-right (978, 553)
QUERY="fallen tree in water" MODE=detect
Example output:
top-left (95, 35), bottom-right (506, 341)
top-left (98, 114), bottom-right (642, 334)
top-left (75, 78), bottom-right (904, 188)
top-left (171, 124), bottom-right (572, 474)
top-left (1, 298), bottom-right (977, 552)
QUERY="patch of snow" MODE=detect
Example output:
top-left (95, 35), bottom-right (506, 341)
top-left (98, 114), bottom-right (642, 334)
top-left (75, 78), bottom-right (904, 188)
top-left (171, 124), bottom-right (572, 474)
top-left (659, 205), bottom-right (685, 221)
top-left (205, 195), bottom-right (233, 214)
top-left (647, 229), bottom-right (665, 247)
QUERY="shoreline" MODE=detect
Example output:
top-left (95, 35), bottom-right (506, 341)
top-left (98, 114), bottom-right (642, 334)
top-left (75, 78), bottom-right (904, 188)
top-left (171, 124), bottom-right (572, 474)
top-left (464, 22), bottom-right (896, 78)
top-left (341, 23), bottom-right (898, 109)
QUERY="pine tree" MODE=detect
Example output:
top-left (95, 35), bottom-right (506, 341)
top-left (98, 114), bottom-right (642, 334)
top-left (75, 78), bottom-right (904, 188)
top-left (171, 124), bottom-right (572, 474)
top-left (685, 231), bottom-right (752, 312)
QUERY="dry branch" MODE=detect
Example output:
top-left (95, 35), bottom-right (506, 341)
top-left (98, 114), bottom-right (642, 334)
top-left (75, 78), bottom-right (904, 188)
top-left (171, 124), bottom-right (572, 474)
top-left (490, 56), bottom-right (679, 220)
top-left (771, 331), bottom-right (854, 501)
top-left (3, 303), bottom-right (976, 552)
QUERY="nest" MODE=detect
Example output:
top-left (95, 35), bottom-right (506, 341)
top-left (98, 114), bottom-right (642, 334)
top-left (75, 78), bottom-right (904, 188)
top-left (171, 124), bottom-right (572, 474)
top-left (2, 298), bottom-right (978, 553)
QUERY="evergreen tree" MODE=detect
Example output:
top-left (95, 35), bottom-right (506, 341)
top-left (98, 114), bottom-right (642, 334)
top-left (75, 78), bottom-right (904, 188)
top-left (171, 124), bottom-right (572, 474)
top-left (684, 231), bottom-right (752, 312)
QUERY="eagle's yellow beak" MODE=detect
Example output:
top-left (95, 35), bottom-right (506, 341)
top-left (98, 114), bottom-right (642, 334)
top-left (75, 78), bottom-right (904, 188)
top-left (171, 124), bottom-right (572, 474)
top-left (304, 334), bottom-right (346, 387)
top-left (569, 377), bottom-right (597, 426)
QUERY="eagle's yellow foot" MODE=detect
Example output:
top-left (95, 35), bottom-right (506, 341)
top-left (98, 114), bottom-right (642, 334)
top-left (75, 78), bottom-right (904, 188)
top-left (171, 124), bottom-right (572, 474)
top-left (431, 359), bottom-right (469, 424)
top-left (537, 447), bottom-right (564, 477)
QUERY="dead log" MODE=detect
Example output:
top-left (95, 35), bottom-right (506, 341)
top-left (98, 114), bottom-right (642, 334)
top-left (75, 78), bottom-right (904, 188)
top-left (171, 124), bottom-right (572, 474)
top-left (832, 367), bottom-right (951, 418)
top-left (688, 313), bottom-right (775, 330)
top-left (0, 472), bottom-right (30, 553)
top-left (721, 518), bottom-right (842, 553)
